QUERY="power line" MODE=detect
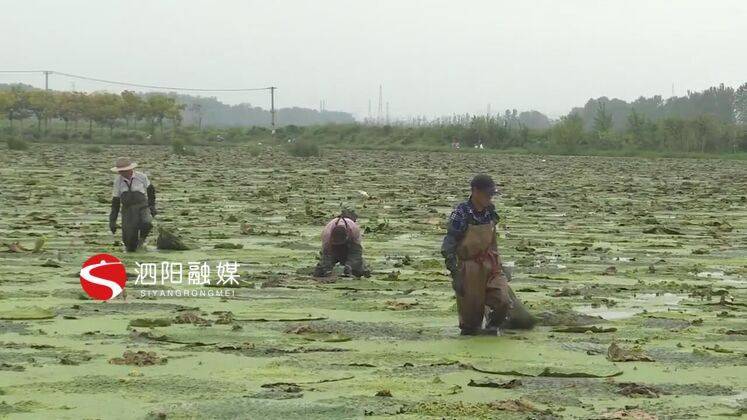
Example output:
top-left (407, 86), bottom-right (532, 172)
top-left (53, 71), bottom-right (272, 92)
top-left (0, 69), bottom-right (279, 132)
top-left (0, 69), bottom-right (272, 92)
top-left (0, 70), bottom-right (50, 73)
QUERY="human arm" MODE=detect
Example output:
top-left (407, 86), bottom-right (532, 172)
top-left (441, 207), bottom-right (468, 295)
top-left (109, 197), bottom-right (120, 234)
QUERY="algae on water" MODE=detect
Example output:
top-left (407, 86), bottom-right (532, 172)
top-left (0, 145), bottom-right (745, 419)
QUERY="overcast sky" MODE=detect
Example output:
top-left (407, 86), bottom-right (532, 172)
top-left (1, 0), bottom-right (745, 119)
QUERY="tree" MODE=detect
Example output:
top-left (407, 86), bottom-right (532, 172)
top-left (120, 90), bottom-right (142, 128)
top-left (631, 95), bottom-right (664, 121)
top-left (691, 115), bottom-right (720, 153)
top-left (0, 90), bottom-right (13, 124)
top-left (89, 92), bottom-right (123, 136)
top-left (625, 109), bottom-right (655, 149)
top-left (56, 92), bottom-right (87, 132)
top-left (188, 102), bottom-right (203, 129)
top-left (736, 82), bottom-right (747, 125)
top-left (658, 118), bottom-right (693, 152)
top-left (1, 87), bottom-right (31, 129)
top-left (166, 102), bottom-right (185, 130)
top-left (518, 110), bottom-right (552, 130)
top-left (25, 90), bottom-right (56, 133)
top-left (593, 102), bottom-right (613, 134)
top-left (552, 114), bottom-right (584, 153)
top-left (145, 95), bottom-right (174, 135)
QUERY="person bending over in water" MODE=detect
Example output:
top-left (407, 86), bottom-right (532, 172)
top-left (314, 210), bottom-right (370, 278)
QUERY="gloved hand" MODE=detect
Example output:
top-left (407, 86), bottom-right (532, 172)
top-left (149, 206), bottom-right (157, 217)
top-left (109, 219), bottom-right (117, 234)
top-left (451, 269), bottom-right (464, 297)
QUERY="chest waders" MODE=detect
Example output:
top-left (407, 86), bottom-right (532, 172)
top-left (120, 180), bottom-right (153, 252)
top-left (455, 221), bottom-right (512, 335)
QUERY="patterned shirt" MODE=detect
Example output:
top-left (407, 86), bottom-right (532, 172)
top-left (441, 197), bottom-right (499, 270)
top-left (447, 199), bottom-right (499, 235)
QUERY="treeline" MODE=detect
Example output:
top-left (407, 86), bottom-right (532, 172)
top-left (276, 113), bottom-right (746, 155)
top-left (329, 83), bottom-right (746, 154)
top-left (2, 81), bottom-right (746, 156)
top-left (570, 83), bottom-right (744, 130)
top-left (548, 112), bottom-right (745, 154)
top-left (290, 83), bottom-right (747, 154)
top-left (0, 84), bottom-right (356, 138)
top-left (0, 85), bottom-right (183, 136)
top-left (365, 109), bottom-right (553, 130)
top-left (176, 94), bottom-right (354, 127)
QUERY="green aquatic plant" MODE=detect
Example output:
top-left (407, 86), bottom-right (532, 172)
top-left (287, 139), bottom-right (321, 157)
top-left (6, 137), bottom-right (28, 150)
top-left (1, 145), bottom-right (745, 419)
top-left (171, 138), bottom-right (195, 156)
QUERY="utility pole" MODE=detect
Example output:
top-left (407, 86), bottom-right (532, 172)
top-left (377, 85), bottom-right (383, 125)
top-left (43, 70), bottom-right (51, 90)
top-left (269, 86), bottom-right (276, 134)
top-left (386, 102), bottom-right (389, 125)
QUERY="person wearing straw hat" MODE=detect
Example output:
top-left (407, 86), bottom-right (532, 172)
top-left (313, 209), bottom-right (370, 278)
top-left (109, 157), bottom-right (157, 252)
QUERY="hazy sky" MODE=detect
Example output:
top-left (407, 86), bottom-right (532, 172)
top-left (1, 0), bottom-right (745, 119)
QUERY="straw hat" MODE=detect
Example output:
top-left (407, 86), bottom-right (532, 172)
top-left (111, 157), bottom-right (138, 172)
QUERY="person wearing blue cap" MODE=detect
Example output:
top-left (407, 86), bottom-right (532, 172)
top-left (441, 174), bottom-right (512, 335)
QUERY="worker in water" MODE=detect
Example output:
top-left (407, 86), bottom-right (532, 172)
top-left (109, 157), bottom-right (157, 252)
top-left (442, 174), bottom-right (512, 335)
top-left (314, 210), bottom-right (370, 278)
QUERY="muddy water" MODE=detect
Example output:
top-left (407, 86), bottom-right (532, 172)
top-left (1, 144), bottom-right (746, 419)
top-left (574, 293), bottom-right (685, 320)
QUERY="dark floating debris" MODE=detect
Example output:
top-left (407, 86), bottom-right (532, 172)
top-left (552, 326), bottom-right (617, 333)
top-left (173, 311), bottom-right (211, 326)
top-left (109, 350), bottom-right (167, 366)
top-left (606, 342), bottom-right (654, 362)
top-left (616, 382), bottom-right (661, 398)
top-left (467, 378), bottom-right (523, 389)
top-left (129, 318), bottom-right (173, 328)
top-left (642, 226), bottom-right (683, 235)
top-left (214, 242), bottom-right (244, 249)
top-left (156, 227), bottom-right (191, 250)
top-left (464, 363), bottom-right (622, 378)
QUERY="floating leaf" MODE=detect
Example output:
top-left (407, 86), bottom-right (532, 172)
top-left (606, 342), bottom-right (654, 362)
top-left (0, 306), bottom-right (56, 320)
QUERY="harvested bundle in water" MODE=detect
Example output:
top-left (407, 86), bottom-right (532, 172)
top-left (503, 286), bottom-right (537, 330)
top-left (156, 227), bottom-right (191, 250)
